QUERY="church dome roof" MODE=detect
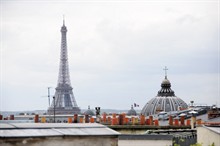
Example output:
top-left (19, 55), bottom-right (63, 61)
top-left (141, 70), bottom-right (188, 116)
top-left (84, 106), bottom-right (95, 116)
top-left (127, 105), bottom-right (137, 116)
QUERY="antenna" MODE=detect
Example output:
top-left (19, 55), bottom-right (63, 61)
top-left (63, 15), bottom-right (65, 26)
top-left (47, 87), bottom-right (52, 106)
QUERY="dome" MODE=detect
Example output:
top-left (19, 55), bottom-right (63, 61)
top-left (84, 106), bottom-right (95, 116)
top-left (141, 75), bottom-right (188, 116)
top-left (127, 105), bottom-right (137, 116)
top-left (158, 76), bottom-right (175, 97)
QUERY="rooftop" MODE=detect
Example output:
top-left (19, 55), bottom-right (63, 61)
top-left (0, 123), bottom-right (120, 138)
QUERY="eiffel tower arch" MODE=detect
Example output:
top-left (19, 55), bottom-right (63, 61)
top-left (47, 20), bottom-right (81, 115)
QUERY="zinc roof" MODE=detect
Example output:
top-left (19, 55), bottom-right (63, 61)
top-left (0, 123), bottom-right (120, 138)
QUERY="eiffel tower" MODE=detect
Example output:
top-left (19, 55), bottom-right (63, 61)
top-left (47, 20), bottom-right (81, 115)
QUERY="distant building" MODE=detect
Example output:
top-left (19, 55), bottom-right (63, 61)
top-left (141, 67), bottom-right (188, 116)
top-left (127, 105), bottom-right (137, 116)
top-left (84, 106), bottom-right (95, 116)
top-left (47, 20), bottom-right (80, 115)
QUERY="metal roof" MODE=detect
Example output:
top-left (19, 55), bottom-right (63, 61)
top-left (0, 123), bottom-right (104, 128)
top-left (0, 123), bottom-right (15, 129)
top-left (0, 123), bottom-right (120, 138)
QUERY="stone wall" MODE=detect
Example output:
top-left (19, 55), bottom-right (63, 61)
top-left (0, 136), bottom-right (118, 146)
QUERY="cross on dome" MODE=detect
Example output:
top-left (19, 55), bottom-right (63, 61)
top-left (163, 66), bottom-right (168, 79)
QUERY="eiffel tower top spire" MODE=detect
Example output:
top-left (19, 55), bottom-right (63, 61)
top-left (63, 15), bottom-right (65, 26)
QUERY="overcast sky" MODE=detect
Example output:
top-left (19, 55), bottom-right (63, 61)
top-left (0, 0), bottom-right (219, 111)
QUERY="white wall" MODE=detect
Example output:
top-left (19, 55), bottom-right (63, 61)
top-left (197, 126), bottom-right (220, 146)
